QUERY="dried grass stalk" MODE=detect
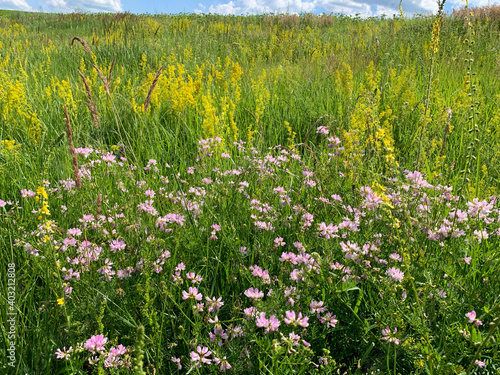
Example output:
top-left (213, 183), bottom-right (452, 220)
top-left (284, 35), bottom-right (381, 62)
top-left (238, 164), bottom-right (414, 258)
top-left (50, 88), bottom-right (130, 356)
top-left (144, 62), bottom-right (167, 111)
top-left (78, 69), bottom-right (99, 128)
top-left (108, 55), bottom-right (117, 83)
top-left (96, 194), bottom-right (102, 214)
top-left (70, 36), bottom-right (92, 55)
top-left (64, 105), bottom-right (82, 190)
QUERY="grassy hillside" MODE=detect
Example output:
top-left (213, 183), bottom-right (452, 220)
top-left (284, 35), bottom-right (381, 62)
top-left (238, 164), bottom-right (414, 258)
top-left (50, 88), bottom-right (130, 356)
top-left (1, 8), bottom-right (499, 374)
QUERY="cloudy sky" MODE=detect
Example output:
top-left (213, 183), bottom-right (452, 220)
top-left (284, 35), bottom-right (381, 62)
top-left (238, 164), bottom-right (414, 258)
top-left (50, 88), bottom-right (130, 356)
top-left (0, 0), bottom-right (498, 17)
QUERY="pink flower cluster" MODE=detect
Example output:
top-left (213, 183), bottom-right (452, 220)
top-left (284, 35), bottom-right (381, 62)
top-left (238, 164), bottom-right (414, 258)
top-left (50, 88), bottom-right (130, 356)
top-left (465, 310), bottom-right (483, 326)
top-left (256, 312), bottom-right (281, 333)
top-left (381, 327), bottom-right (400, 345)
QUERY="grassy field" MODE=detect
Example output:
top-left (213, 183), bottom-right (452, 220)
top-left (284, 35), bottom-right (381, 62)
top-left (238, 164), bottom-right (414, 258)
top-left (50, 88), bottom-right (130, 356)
top-left (1, 5), bottom-right (500, 374)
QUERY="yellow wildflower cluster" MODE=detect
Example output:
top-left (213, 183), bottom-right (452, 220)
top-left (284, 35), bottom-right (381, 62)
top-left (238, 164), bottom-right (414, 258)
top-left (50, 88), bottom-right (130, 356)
top-left (50, 77), bottom-right (77, 114)
top-left (247, 69), bottom-right (271, 146)
top-left (1, 140), bottom-right (22, 158)
top-left (0, 12), bottom-right (497, 190)
top-left (157, 64), bottom-right (201, 113)
top-left (34, 186), bottom-right (53, 243)
top-left (0, 56), bottom-right (43, 145)
top-left (338, 62), bottom-right (397, 173)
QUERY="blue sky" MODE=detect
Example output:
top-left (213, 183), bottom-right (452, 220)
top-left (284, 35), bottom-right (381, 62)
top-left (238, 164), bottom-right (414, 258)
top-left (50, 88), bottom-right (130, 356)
top-left (1, 0), bottom-right (499, 18)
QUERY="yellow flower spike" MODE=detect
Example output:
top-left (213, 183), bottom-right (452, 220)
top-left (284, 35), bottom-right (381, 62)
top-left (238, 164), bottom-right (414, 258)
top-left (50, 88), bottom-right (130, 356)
top-left (39, 204), bottom-right (50, 216)
top-left (56, 260), bottom-right (60, 268)
top-left (36, 186), bottom-right (48, 199)
top-left (43, 220), bottom-right (52, 231)
top-left (57, 298), bottom-right (65, 305)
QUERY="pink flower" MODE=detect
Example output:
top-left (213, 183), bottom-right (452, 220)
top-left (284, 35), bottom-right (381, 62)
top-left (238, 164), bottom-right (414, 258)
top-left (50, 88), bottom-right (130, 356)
top-left (186, 272), bottom-right (203, 284)
top-left (175, 262), bottom-right (186, 272)
top-left (244, 287), bottom-right (264, 301)
top-left (317, 222), bottom-right (338, 239)
top-left (171, 357), bottom-right (182, 370)
top-left (214, 356), bottom-right (232, 371)
top-left (193, 303), bottom-right (204, 313)
top-left (101, 152), bottom-right (116, 163)
top-left (243, 306), bottom-right (258, 319)
top-left (67, 228), bottom-right (82, 237)
top-left (55, 347), bottom-right (73, 359)
top-left (386, 267), bottom-right (404, 282)
top-left (109, 344), bottom-right (126, 356)
top-left (279, 252), bottom-right (297, 263)
top-left (209, 327), bottom-right (228, 346)
top-left (475, 360), bottom-right (486, 368)
top-left (389, 253), bottom-right (402, 262)
top-left (465, 310), bottom-right (476, 323)
top-left (310, 300), bottom-right (327, 314)
top-left (109, 240), bottom-right (126, 252)
top-left (249, 265), bottom-right (271, 283)
top-left (182, 287), bottom-right (202, 301)
top-left (316, 125), bottom-right (329, 135)
top-left (190, 346), bottom-right (211, 368)
top-left (254, 221), bottom-right (274, 231)
top-left (274, 237), bottom-right (286, 247)
top-left (74, 147), bottom-right (93, 157)
top-left (381, 326), bottom-right (400, 345)
top-left (256, 312), bottom-right (281, 333)
top-left (84, 334), bottom-right (108, 353)
top-left (21, 189), bottom-right (36, 198)
top-left (319, 312), bottom-right (338, 328)
top-left (284, 311), bottom-right (309, 327)
top-left (465, 310), bottom-right (482, 326)
top-left (205, 296), bottom-right (224, 312)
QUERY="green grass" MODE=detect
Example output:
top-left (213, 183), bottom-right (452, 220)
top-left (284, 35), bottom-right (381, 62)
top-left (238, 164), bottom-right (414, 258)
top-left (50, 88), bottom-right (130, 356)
top-left (1, 8), bottom-right (500, 375)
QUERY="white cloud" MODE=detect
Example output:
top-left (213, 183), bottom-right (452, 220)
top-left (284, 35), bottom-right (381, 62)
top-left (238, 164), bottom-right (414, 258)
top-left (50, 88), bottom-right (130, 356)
top-left (195, 2), bottom-right (206, 13)
top-left (448, 0), bottom-right (496, 6)
top-left (317, 0), bottom-right (372, 16)
top-left (45, 0), bottom-right (67, 8)
top-left (201, 0), bottom-right (443, 16)
top-left (42, 0), bottom-right (123, 12)
top-left (0, 0), bottom-right (34, 11)
top-left (206, 0), bottom-right (316, 15)
top-left (209, 1), bottom-right (240, 14)
top-left (373, 4), bottom-right (398, 16)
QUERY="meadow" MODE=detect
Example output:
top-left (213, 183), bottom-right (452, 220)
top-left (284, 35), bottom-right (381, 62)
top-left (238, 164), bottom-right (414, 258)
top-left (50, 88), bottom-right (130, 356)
top-left (0, 4), bottom-right (500, 374)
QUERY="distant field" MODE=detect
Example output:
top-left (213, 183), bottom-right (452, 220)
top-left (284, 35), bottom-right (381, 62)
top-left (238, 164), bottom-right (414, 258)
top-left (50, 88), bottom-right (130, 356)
top-left (1, 7), bottom-right (499, 374)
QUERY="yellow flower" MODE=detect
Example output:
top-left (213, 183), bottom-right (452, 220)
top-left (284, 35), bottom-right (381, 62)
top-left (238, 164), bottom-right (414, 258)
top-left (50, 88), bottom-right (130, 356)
top-left (57, 298), bottom-right (64, 305)
top-left (36, 186), bottom-right (48, 199)
top-left (39, 203), bottom-right (50, 215)
top-left (43, 220), bottom-right (54, 232)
